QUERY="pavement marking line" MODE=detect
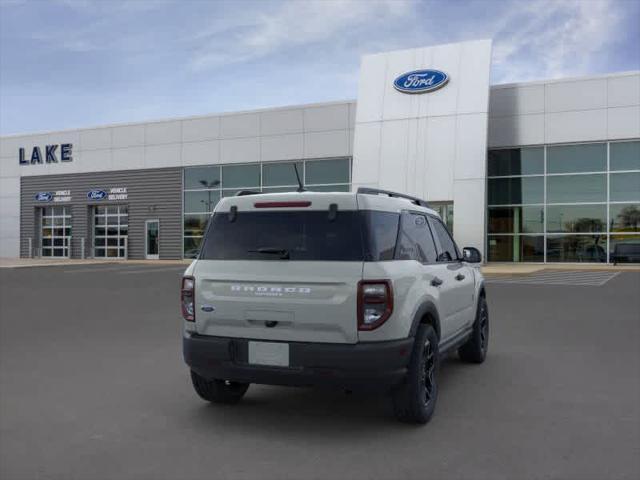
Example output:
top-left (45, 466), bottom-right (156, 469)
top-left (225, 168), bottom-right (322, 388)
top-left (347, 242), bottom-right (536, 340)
top-left (486, 270), bottom-right (620, 286)
top-left (118, 266), bottom-right (187, 275)
top-left (63, 266), bottom-right (146, 274)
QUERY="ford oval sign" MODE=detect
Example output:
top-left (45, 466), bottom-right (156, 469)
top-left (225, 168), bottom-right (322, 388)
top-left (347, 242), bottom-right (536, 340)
top-left (35, 192), bottom-right (53, 202)
top-left (393, 69), bottom-right (449, 94)
top-left (87, 190), bottom-right (107, 201)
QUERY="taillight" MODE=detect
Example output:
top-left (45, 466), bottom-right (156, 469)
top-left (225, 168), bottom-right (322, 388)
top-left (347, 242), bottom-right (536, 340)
top-left (357, 280), bottom-right (393, 331)
top-left (181, 276), bottom-right (195, 322)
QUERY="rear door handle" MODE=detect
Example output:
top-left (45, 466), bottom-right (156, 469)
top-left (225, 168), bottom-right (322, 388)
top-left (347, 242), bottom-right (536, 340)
top-left (431, 277), bottom-right (443, 287)
top-left (455, 273), bottom-right (465, 281)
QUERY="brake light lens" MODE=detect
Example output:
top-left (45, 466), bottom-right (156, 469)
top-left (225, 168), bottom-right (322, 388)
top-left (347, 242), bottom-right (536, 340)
top-left (254, 201), bottom-right (312, 208)
top-left (358, 280), bottom-right (393, 330)
top-left (181, 276), bottom-right (195, 322)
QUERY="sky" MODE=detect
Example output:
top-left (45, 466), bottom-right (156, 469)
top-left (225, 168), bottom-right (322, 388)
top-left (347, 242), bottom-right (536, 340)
top-left (1, 0), bottom-right (639, 135)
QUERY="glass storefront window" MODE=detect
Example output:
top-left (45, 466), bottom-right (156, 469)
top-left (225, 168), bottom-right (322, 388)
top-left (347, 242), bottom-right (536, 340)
top-left (610, 234), bottom-right (640, 263)
top-left (487, 177), bottom-right (543, 205)
top-left (184, 166), bottom-right (221, 189)
top-left (263, 162), bottom-right (303, 187)
top-left (487, 235), bottom-right (544, 262)
top-left (306, 184), bottom-right (350, 192)
top-left (184, 237), bottom-right (203, 258)
top-left (184, 190), bottom-right (220, 213)
top-left (610, 141), bottom-right (640, 171)
top-left (609, 204), bottom-right (640, 232)
top-left (547, 143), bottom-right (606, 173)
top-left (306, 158), bottom-right (350, 185)
top-left (546, 204), bottom-right (606, 233)
top-left (183, 159), bottom-right (352, 258)
top-left (222, 164), bottom-right (260, 189)
top-left (546, 174), bottom-right (606, 203)
top-left (546, 235), bottom-right (607, 263)
top-left (610, 172), bottom-right (640, 202)
top-left (184, 214), bottom-right (210, 236)
top-left (488, 207), bottom-right (543, 234)
top-left (487, 147), bottom-right (544, 176)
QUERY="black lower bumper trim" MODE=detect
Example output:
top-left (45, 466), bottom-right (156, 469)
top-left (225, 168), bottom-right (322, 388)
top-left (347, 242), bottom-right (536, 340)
top-left (183, 332), bottom-right (413, 390)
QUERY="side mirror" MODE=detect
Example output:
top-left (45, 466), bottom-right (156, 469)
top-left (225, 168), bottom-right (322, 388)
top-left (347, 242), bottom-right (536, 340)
top-left (462, 247), bottom-right (482, 264)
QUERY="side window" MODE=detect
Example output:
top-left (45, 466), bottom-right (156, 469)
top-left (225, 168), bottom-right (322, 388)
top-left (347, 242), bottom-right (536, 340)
top-left (395, 213), bottom-right (438, 263)
top-left (361, 211), bottom-right (400, 261)
top-left (429, 217), bottom-right (460, 262)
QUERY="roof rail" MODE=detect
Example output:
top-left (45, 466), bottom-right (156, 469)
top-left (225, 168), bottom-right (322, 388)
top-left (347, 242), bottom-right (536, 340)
top-left (235, 190), bottom-right (261, 197)
top-left (357, 187), bottom-right (430, 208)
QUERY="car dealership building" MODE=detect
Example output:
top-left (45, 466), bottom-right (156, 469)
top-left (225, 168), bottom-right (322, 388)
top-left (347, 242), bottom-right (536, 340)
top-left (1, 39), bottom-right (639, 263)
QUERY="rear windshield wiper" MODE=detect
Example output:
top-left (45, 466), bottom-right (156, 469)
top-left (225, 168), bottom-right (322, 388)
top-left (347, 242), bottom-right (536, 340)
top-left (247, 247), bottom-right (290, 259)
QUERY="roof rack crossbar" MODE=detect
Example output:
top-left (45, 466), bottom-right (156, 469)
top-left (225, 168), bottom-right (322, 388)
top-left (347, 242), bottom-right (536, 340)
top-left (356, 187), bottom-right (430, 208)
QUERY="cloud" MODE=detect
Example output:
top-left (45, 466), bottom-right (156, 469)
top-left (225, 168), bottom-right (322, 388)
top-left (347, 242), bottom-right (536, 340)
top-left (189, 0), bottom-right (414, 71)
top-left (491, 0), bottom-right (625, 83)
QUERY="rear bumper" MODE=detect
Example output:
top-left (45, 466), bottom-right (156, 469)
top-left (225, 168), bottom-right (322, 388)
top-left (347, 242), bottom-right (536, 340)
top-left (183, 332), bottom-right (414, 391)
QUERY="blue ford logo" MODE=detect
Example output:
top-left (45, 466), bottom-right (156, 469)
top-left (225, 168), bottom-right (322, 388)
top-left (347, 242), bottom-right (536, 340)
top-left (35, 192), bottom-right (53, 202)
top-left (393, 69), bottom-right (449, 94)
top-left (87, 190), bottom-right (107, 200)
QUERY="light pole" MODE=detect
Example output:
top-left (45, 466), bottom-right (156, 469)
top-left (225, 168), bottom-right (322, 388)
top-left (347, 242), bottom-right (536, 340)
top-left (199, 179), bottom-right (220, 212)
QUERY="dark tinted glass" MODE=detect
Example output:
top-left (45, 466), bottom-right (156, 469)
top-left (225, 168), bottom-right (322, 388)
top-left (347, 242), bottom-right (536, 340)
top-left (546, 174), bottom-right (606, 203)
top-left (200, 211), bottom-right (363, 261)
top-left (610, 172), bottom-right (640, 202)
top-left (488, 207), bottom-right (543, 233)
top-left (361, 211), bottom-right (399, 261)
top-left (488, 177), bottom-right (544, 205)
top-left (546, 235), bottom-right (607, 262)
top-left (263, 162), bottom-right (303, 187)
top-left (487, 148), bottom-right (544, 176)
top-left (305, 158), bottom-right (350, 185)
top-left (610, 141), bottom-right (640, 171)
top-left (184, 214), bottom-right (210, 236)
top-left (547, 143), bottom-right (606, 173)
top-left (183, 237), bottom-right (203, 258)
top-left (395, 213), bottom-right (437, 263)
top-left (222, 164), bottom-right (260, 188)
top-left (610, 235), bottom-right (640, 263)
top-left (609, 204), bottom-right (640, 232)
top-left (184, 166), bottom-right (220, 189)
top-left (429, 217), bottom-right (459, 261)
top-left (546, 204), bottom-right (606, 232)
top-left (487, 236), bottom-right (543, 262)
top-left (184, 191), bottom-right (220, 213)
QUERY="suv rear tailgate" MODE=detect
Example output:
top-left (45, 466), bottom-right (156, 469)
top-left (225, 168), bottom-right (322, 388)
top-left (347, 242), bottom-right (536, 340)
top-left (194, 260), bottom-right (361, 343)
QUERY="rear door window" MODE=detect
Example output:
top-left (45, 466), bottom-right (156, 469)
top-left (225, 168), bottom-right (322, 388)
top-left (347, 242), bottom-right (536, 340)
top-left (395, 212), bottom-right (438, 263)
top-left (200, 210), bottom-right (363, 261)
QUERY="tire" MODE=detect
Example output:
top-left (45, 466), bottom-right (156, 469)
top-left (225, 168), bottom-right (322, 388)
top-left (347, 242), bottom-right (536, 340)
top-left (392, 324), bottom-right (439, 424)
top-left (458, 296), bottom-right (489, 364)
top-left (190, 370), bottom-right (249, 404)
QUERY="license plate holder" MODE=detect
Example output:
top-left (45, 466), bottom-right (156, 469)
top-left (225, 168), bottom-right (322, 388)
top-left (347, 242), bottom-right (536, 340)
top-left (248, 341), bottom-right (289, 367)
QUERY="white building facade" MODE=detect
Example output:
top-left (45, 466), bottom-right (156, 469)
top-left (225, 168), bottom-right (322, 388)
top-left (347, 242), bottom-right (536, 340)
top-left (1, 39), bottom-right (638, 263)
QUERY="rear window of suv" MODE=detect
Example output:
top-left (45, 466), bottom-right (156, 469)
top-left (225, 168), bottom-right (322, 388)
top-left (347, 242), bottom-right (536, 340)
top-left (200, 210), bottom-right (364, 261)
top-left (199, 210), bottom-right (401, 262)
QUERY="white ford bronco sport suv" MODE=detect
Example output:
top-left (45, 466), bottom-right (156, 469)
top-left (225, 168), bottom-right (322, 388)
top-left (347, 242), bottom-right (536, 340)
top-left (182, 187), bottom-right (488, 424)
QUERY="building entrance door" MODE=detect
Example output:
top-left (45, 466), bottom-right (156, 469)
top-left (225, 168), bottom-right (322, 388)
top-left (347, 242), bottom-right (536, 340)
top-left (430, 202), bottom-right (454, 233)
top-left (145, 219), bottom-right (159, 260)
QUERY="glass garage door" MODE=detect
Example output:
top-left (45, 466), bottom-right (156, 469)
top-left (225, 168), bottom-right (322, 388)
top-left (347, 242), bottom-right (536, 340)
top-left (41, 206), bottom-right (71, 257)
top-left (93, 206), bottom-right (128, 258)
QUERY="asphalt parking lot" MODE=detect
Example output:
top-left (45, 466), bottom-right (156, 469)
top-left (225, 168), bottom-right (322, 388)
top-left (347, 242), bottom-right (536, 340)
top-left (0, 265), bottom-right (639, 480)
